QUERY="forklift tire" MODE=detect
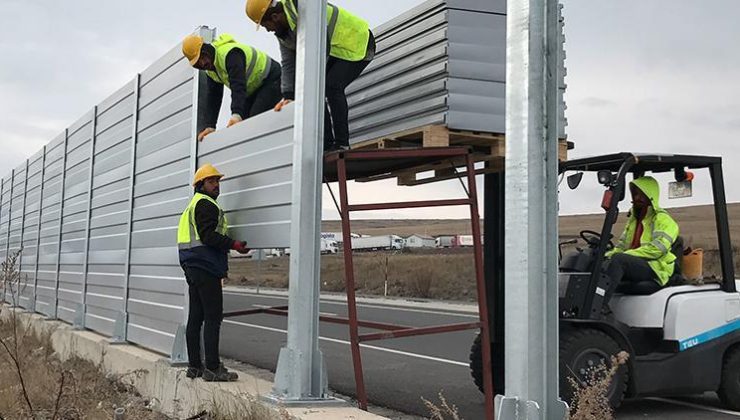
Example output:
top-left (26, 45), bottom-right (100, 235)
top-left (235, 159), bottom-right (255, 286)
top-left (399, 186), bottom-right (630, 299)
top-left (560, 328), bottom-right (629, 409)
top-left (469, 333), bottom-right (505, 395)
top-left (719, 346), bottom-right (740, 411)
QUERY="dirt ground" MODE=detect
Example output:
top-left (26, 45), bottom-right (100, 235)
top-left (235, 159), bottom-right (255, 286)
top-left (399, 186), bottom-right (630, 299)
top-left (0, 311), bottom-right (170, 420)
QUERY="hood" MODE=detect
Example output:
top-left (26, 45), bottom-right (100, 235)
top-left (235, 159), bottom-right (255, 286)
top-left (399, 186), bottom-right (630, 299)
top-left (212, 33), bottom-right (237, 49)
top-left (630, 176), bottom-right (661, 211)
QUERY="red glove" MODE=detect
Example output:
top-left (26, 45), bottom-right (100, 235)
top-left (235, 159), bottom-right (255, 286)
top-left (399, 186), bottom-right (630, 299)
top-left (232, 241), bottom-right (250, 254)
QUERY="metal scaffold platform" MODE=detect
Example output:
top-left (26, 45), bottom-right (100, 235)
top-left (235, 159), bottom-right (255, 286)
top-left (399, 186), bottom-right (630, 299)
top-left (224, 146), bottom-right (495, 419)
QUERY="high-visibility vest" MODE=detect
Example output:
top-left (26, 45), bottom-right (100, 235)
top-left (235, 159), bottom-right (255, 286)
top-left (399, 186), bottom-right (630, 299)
top-left (282, 0), bottom-right (369, 62)
top-left (206, 34), bottom-right (270, 97)
top-left (178, 193), bottom-right (228, 249)
top-left (606, 176), bottom-right (680, 286)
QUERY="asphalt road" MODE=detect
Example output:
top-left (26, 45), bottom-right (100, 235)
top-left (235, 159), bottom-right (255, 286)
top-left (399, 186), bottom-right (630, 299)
top-left (219, 288), bottom-right (740, 420)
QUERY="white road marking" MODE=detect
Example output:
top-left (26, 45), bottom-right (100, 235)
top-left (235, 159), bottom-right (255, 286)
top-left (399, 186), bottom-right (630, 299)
top-left (649, 398), bottom-right (740, 417)
top-left (226, 291), bottom-right (479, 319)
top-left (252, 303), bottom-right (337, 317)
top-left (223, 319), bottom-right (470, 367)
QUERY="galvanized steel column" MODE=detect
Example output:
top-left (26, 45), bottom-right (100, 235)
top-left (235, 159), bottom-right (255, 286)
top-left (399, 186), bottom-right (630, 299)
top-left (271, 0), bottom-right (330, 401)
top-left (32, 146), bottom-right (47, 312)
top-left (75, 110), bottom-right (97, 329)
top-left (18, 159), bottom-right (29, 306)
top-left (495, 0), bottom-right (567, 419)
top-left (50, 130), bottom-right (69, 319)
top-left (112, 76), bottom-right (141, 343)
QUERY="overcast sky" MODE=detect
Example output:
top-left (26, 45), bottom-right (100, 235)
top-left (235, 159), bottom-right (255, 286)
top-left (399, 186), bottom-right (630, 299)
top-left (1, 1), bottom-right (739, 219)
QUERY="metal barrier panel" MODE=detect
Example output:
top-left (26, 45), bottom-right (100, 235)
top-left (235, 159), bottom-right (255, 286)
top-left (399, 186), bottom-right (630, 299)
top-left (0, 175), bottom-right (11, 303)
top-left (84, 82), bottom-right (136, 336)
top-left (57, 112), bottom-right (94, 323)
top-left (8, 161), bottom-right (27, 305)
top-left (19, 150), bottom-right (44, 309)
top-left (36, 134), bottom-right (66, 317)
top-left (128, 45), bottom-right (193, 354)
top-left (198, 108), bottom-right (295, 249)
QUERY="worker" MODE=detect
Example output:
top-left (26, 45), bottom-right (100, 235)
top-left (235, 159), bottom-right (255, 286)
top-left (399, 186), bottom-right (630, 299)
top-left (178, 164), bottom-right (250, 381)
top-left (182, 33), bottom-right (282, 142)
top-left (603, 176), bottom-right (680, 303)
top-left (246, 0), bottom-right (376, 152)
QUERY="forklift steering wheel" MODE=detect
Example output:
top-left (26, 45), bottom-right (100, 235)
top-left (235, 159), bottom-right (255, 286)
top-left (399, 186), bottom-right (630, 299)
top-left (580, 230), bottom-right (614, 250)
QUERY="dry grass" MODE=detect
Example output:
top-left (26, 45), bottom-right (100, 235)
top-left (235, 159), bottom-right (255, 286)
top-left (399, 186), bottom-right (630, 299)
top-left (227, 248), bottom-right (478, 301)
top-left (422, 392), bottom-right (462, 420)
top-left (188, 396), bottom-right (292, 420)
top-left (567, 351), bottom-right (630, 420)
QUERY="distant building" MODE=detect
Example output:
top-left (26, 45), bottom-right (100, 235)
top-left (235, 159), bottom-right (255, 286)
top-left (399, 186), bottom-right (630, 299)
top-left (405, 234), bottom-right (436, 248)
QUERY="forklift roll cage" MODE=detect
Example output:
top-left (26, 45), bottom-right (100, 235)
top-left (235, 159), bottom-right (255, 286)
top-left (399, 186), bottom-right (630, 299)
top-left (558, 153), bottom-right (736, 320)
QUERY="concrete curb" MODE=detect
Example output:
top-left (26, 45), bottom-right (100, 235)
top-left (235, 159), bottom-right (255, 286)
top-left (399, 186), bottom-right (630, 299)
top-left (1, 306), bottom-right (388, 420)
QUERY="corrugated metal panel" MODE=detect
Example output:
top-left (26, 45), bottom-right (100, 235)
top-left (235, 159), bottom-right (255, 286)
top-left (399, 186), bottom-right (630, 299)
top-left (84, 82), bottom-right (135, 336)
top-left (0, 174), bottom-right (11, 303)
top-left (7, 160), bottom-right (27, 306)
top-left (198, 105), bottom-right (295, 249)
top-left (127, 45), bottom-right (193, 355)
top-left (348, 0), bottom-right (567, 144)
top-left (57, 112), bottom-right (93, 323)
top-left (36, 133), bottom-right (66, 317)
top-left (19, 149), bottom-right (44, 308)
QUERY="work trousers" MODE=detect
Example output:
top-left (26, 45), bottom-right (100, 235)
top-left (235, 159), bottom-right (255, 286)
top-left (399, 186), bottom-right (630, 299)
top-left (324, 35), bottom-right (375, 148)
top-left (604, 252), bottom-right (659, 303)
top-left (245, 61), bottom-right (283, 119)
top-left (184, 266), bottom-right (224, 370)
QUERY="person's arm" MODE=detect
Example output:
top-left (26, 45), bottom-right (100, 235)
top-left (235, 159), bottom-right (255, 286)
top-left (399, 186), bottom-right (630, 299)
top-left (201, 76), bottom-right (223, 130)
top-left (194, 199), bottom-right (234, 250)
top-left (225, 48), bottom-right (248, 120)
top-left (605, 226), bottom-right (628, 258)
top-left (624, 213), bottom-right (679, 260)
top-left (279, 42), bottom-right (296, 100)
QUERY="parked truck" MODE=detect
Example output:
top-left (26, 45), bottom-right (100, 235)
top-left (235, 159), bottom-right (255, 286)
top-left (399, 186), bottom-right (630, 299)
top-left (435, 235), bottom-right (455, 248)
top-left (351, 235), bottom-right (404, 251)
top-left (453, 235), bottom-right (474, 247)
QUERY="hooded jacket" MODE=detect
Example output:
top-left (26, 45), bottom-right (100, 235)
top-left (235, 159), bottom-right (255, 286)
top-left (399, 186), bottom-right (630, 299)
top-left (606, 176), bottom-right (680, 286)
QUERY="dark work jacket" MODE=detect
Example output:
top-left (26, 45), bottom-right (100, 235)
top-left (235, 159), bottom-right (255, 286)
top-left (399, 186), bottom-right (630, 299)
top-left (178, 198), bottom-right (233, 278)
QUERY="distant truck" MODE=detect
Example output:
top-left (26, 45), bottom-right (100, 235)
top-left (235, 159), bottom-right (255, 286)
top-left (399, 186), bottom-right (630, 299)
top-left (350, 235), bottom-right (404, 251)
top-left (285, 238), bottom-right (338, 255)
top-left (453, 235), bottom-right (474, 247)
top-left (321, 231), bottom-right (360, 244)
top-left (435, 235), bottom-right (455, 248)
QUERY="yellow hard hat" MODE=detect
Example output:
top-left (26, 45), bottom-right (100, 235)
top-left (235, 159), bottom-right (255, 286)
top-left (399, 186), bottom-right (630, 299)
top-left (246, 0), bottom-right (273, 27)
top-left (182, 34), bottom-right (204, 66)
top-left (193, 163), bottom-right (224, 186)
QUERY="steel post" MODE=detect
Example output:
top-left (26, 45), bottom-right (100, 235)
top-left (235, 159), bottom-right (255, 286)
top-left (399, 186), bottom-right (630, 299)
top-left (17, 159), bottom-right (28, 307)
top-left (4, 170), bottom-right (14, 305)
top-left (50, 130), bottom-right (69, 320)
top-left (75, 108), bottom-right (97, 330)
top-left (495, 0), bottom-right (567, 419)
top-left (271, 0), bottom-right (331, 402)
top-left (32, 146), bottom-right (48, 313)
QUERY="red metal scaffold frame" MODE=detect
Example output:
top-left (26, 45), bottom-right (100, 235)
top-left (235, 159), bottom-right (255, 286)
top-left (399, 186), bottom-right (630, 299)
top-left (224, 147), bottom-right (494, 420)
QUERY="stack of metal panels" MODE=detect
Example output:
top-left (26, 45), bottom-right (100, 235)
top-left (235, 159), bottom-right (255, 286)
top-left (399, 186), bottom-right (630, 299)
top-left (347, 0), bottom-right (567, 145)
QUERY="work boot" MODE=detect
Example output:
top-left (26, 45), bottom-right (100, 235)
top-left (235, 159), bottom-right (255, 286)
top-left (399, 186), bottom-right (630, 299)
top-left (202, 364), bottom-right (238, 382)
top-left (186, 366), bottom-right (203, 379)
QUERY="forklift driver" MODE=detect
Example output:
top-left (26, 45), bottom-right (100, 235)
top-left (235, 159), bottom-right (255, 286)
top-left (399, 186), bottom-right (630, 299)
top-left (603, 176), bottom-right (680, 304)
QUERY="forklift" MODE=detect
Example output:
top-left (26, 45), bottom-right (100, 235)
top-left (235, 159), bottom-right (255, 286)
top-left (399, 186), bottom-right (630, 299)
top-left (471, 153), bottom-right (740, 409)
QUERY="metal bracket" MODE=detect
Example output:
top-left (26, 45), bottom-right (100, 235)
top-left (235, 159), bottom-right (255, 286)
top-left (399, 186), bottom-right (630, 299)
top-left (73, 303), bottom-right (85, 330)
top-left (168, 324), bottom-right (188, 366)
top-left (270, 347), bottom-right (339, 405)
top-left (109, 311), bottom-right (128, 344)
top-left (495, 395), bottom-right (568, 420)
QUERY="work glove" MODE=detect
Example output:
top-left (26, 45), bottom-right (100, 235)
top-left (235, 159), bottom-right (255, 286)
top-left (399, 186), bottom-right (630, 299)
top-left (231, 240), bottom-right (250, 254)
top-left (227, 114), bottom-right (243, 128)
top-left (273, 98), bottom-right (293, 112)
top-left (197, 127), bottom-right (216, 142)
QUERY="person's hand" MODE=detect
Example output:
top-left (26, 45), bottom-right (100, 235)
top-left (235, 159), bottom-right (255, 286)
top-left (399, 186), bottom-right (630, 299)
top-left (227, 114), bottom-right (243, 128)
top-left (274, 98), bottom-right (293, 112)
top-left (232, 240), bottom-right (250, 254)
top-left (197, 127), bottom-right (216, 142)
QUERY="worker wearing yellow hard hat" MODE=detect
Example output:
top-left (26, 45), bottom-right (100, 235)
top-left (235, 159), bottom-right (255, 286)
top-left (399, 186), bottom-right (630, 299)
top-left (245, 0), bottom-right (376, 152)
top-left (182, 33), bottom-right (282, 142)
top-left (177, 163), bottom-right (249, 382)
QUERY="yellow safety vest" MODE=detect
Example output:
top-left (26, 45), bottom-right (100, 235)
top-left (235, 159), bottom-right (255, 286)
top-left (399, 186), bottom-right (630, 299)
top-left (206, 34), bottom-right (270, 97)
top-left (282, 0), bottom-right (370, 62)
top-left (177, 193), bottom-right (228, 250)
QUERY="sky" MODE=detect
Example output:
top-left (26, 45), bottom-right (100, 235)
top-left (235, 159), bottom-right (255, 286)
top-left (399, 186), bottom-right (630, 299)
top-left (1, 0), bottom-right (739, 219)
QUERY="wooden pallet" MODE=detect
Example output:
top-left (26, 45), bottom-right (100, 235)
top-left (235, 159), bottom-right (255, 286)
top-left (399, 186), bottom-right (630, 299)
top-left (351, 124), bottom-right (570, 186)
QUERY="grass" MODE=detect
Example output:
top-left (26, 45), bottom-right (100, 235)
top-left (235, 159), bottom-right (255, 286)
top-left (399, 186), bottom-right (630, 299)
top-left (567, 352), bottom-right (630, 420)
